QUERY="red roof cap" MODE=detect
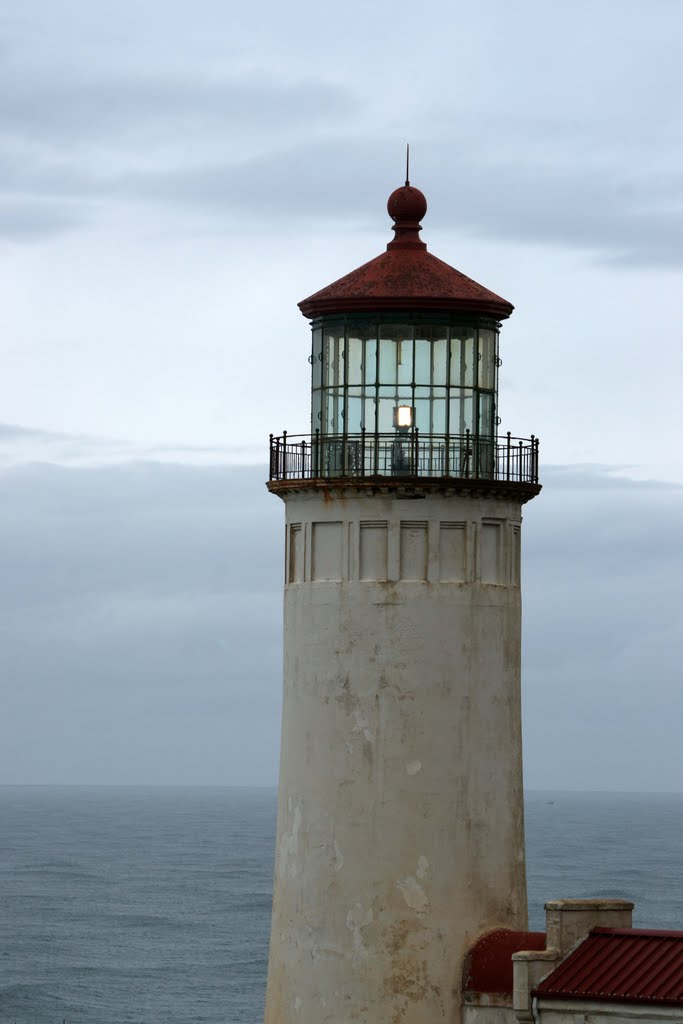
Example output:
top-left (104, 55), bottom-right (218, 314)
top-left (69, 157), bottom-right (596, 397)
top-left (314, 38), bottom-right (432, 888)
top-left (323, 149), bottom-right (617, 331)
top-left (298, 183), bottom-right (514, 321)
top-left (463, 930), bottom-right (547, 995)
top-left (535, 928), bottom-right (683, 1007)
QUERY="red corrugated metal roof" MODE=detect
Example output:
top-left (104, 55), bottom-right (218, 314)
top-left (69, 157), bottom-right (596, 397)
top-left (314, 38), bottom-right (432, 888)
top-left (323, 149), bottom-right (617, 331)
top-left (298, 184), bottom-right (514, 321)
top-left (464, 930), bottom-right (547, 994)
top-left (535, 928), bottom-right (683, 1006)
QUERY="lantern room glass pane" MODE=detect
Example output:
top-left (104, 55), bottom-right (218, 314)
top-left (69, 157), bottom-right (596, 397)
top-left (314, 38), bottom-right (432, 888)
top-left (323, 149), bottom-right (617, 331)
top-left (449, 389), bottom-right (475, 435)
top-left (478, 392), bottom-right (494, 437)
top-left (478, 329), bottom-right (496, 389)
top-left (349, 325), bottom-right (376, 388)
top-left (364, 397), bottom-right (377, 433)
top-left (347, 396), bottom-right (363, 433)
top-left (432, 398), bottom-right (446, 434)
top-left (414, 338), bottom-right (430, 384)
top-left (379, 337), bottom-right (397, 385)
top-left (397, 389), bottom-right (412, 417)
top-left (364, 337), bottom-right (377, 386)
top-left (325, 331), bottom-right (344, 388)
top-left (311, 390), bottom-right (322, 429)
top-left (414, 398), bottom-right (430, 432)
top-left (347, 335), bottom-right (363, 386)
top-left (450, 329), bottom-right (475, 387)
top-left (324, 390), bottom-right (343, 433)
top-left (432, 337), bottom-right (447, 385)
top-left (311, 328), bottom-right (323, 389)
top-left (378, 398), bottom-right (395, 432)
top-left (397, 336), bottom-right (413, 386)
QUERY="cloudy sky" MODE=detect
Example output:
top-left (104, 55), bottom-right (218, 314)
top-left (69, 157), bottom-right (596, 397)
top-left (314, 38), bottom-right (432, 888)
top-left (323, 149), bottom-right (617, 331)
top-left (0, 0), bottom-right (681, 789)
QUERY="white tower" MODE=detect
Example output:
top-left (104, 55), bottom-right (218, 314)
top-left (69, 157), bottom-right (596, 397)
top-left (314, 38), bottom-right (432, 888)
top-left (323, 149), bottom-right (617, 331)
top-left (264, 182), bottom-right (540, 1024)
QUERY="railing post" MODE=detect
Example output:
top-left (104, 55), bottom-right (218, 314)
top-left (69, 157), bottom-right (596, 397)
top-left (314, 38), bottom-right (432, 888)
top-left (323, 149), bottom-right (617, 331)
top-left (282, 430), bottom-right (288, 481)
top-left (413, 428), bottom-right (419, 476)
top-left (314, 428), bottom-right (320, 478)
top-left (361, 428), bottom-right (366, 477)
top-left (301, 439), bottom-right (307, 480)
top-left (464, 429), bottom-right (471, 478)
top-left (444, 430), bottom-right (450, 477)
top-left (518, 439), bottom-right (523, 483)
top-left (269, 433), bottom-right (274, 480)
top-left (531, 435), bottom-right (538, 484)
top-left (506, 431), bottom-right (511, 481)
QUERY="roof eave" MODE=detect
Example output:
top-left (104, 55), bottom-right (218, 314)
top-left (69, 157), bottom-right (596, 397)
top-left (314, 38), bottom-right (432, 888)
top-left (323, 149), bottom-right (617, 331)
top-left (298, 296), bottom-right (514, 320)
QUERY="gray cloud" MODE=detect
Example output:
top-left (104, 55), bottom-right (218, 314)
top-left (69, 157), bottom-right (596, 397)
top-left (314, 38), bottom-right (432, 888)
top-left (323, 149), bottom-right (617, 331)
top-left (0, 195), bottom-right (87, 239)
top-left (0, 461), bottom-right (283, 785)
top-left (0, 458), bottom-right (680, 789)
top-left (4, 126), bottom-right (681, 268)
top-left (523, 467), bottom-right (683, 791)
top-left (0, 71), bottom-right (357, 147)
top-left (0, 422), bottom-right (257, 469)
top-left (1, 1), bottom-right (681, 267)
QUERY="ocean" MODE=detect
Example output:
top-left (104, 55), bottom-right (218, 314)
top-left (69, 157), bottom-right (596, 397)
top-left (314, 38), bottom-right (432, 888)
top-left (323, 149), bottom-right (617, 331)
top-left (1, 787), bottom-right (681, 1024)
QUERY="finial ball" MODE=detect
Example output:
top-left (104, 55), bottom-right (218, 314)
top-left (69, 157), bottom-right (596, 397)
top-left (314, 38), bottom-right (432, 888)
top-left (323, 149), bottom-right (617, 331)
top-left (387, 185), bottom-right (427, 224)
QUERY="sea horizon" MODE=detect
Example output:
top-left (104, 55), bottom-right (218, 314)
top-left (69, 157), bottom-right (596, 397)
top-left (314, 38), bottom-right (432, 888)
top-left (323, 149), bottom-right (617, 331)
top-left (2, 787), bottom-right (682, 1022)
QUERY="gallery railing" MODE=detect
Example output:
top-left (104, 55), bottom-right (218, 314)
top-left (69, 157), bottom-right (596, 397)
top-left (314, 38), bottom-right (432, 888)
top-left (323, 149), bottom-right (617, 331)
top-left (269, 431), bottom-right (539, 484)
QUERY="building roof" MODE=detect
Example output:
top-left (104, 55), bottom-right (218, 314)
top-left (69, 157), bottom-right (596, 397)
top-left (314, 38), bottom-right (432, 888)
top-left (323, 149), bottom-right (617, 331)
top-left (535, 928), bottom-right (683, 1007)
top-left (463, 930), bottom-right (547, 995)
top-left (297, 184), bottom-right (514, 321)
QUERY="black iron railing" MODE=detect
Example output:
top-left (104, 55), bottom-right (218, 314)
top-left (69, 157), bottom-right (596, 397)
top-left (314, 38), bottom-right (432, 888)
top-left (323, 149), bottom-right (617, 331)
top-left (269, 431), bottom-right (539, 484)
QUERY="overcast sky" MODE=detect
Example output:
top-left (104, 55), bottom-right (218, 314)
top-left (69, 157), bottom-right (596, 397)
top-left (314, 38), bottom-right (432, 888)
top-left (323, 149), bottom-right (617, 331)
top-left (0, 0), bottom-right (681, 789)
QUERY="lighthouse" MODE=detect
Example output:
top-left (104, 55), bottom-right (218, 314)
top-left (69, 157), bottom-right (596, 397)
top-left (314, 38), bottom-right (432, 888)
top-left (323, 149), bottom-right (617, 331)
top-left (264, 180), bottom-right (541, 1024)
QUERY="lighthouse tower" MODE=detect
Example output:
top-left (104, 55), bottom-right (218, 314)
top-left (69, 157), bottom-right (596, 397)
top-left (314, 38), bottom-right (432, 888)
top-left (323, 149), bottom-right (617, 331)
top-left (264, 181), bottom-right (540, 1024)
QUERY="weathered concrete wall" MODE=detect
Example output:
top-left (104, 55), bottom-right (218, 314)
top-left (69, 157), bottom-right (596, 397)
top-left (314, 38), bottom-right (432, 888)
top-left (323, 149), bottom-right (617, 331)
top-left (464, 1004), bottom-right (519, 1024)
top-left (264, 488), bottom-right (529, 1024)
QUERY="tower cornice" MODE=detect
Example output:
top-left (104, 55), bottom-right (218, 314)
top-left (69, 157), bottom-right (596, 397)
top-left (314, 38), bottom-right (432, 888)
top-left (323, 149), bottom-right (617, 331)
top-left (267, 477), bottom-right (541, 504)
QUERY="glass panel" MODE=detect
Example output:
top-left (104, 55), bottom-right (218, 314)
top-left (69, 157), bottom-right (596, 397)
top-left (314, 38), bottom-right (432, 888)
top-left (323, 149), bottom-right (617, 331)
top-left (311, 327), bottom-right (323, 389)
top-left (379, 385), bottom-right (397, 400)
top-left (325, 331), bottom-right (344, 388)
top-left (397, 334), bottom-right (413, 387)
top-left (450, 329), bottom-right (475, 387)
top-left (364, 397), bottom-right (377, 434)
top-left (414, 398), bottom-right (430, 432)
top-left (311, 390), bottom-right (322, 430)
top-left (432, 398), bottom-right (446, 434)
top-left (478, 329), bottom-right (496, 389)
top-left (347, 396), bottom-right (363, 433)
top-left (431, 337), bottom-right (447, 386)
top-left (323, 389), bottom-right (345, 434)
top-left (323, 391), bottom-right (335, 433)
top-left (379, 336), bottom-right (397, 386)
top-left (478, 392), bottom-right (494, 437)
top-left (449, 389), bottom-right (475, 435)
top-left (414, 338), bottom-right (430, 384)
top-left (364, 337), bottom-right (377, 386)
top-left (347, 334), bottom-right (363, 386)
top-left (378, 397), bottom-right (395, 432)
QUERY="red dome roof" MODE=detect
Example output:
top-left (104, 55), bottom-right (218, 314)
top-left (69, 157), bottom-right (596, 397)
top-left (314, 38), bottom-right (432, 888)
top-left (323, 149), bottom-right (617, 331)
top-left (298, 184), bottom-right (513, 321)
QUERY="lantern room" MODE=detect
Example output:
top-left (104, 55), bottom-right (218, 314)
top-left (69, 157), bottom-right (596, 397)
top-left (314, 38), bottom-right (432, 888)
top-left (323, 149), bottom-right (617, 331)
top-left (308, 315), bottom-right (500, 441)
top-left (269, 182), bottom-right (538, 486)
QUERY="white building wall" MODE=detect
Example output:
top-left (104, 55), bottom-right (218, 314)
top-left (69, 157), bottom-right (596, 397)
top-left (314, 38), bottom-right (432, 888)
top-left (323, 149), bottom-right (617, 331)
top-left (537, 1000), bottom-right (683, 1024)
top-left (264, 486), bottom-right (530, 1024)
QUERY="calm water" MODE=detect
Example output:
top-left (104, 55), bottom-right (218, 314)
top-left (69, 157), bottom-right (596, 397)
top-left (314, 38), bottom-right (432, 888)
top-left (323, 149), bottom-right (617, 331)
top-left (1, 787), bottom-right (681, 1023)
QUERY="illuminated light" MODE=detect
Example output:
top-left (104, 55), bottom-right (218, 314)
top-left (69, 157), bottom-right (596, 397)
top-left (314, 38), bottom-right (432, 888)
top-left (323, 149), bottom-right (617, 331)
top-left (395, 405), bottom-right (414, 430)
